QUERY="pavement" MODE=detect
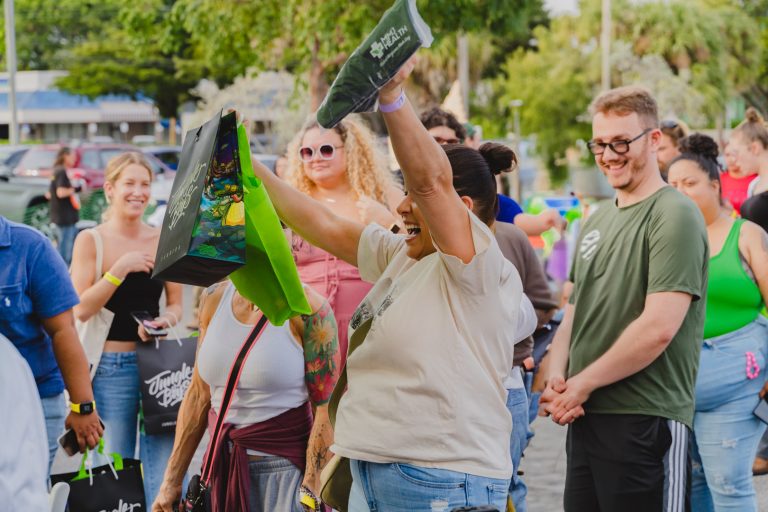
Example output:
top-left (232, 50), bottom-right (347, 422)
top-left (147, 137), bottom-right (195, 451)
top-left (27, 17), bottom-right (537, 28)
top-left (522, 415), bottom-right (768, 511)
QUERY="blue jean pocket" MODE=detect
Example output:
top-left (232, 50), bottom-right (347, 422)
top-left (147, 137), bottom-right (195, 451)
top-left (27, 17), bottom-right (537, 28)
top-left (487, 482), bottom-right (508, 503)
top-left (394, 464), bottom-right (466, 489)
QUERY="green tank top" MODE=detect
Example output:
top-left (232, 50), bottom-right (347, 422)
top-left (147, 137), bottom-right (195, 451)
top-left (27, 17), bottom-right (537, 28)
top-left (704, 219), bottom-right (764, 338)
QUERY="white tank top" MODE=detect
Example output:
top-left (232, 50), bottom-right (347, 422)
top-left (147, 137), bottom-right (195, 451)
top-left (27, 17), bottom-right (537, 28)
top-left (197, 282), bottom-right (308, 425)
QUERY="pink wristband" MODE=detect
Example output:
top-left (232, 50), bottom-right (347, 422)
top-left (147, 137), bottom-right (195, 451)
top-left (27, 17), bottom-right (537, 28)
top-left (379, 90), bottom-right (406, 113)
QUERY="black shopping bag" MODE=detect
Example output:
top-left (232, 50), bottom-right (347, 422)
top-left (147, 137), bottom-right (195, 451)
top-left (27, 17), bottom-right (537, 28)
top-left (50, 444), bottom-right (145, 512)
top-left (153, 110), bottom-right (246, 286)
top-left (136, 336), bottom-right (197, 435)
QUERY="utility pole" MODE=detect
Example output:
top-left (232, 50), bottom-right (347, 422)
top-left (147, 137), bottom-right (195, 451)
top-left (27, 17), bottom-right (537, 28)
top-left (457, 33), bottom-right (470, 119)
top-left (4, 0), bottom-right (18, 144)
top-left (601, 0), bottom-right (612, 91)
top-left (510, 99), bottom-right (523, 202)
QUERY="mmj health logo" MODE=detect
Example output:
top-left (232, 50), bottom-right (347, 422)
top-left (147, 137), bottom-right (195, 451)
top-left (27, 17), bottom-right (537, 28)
top-left (99, 500), bottom-right (142, 512)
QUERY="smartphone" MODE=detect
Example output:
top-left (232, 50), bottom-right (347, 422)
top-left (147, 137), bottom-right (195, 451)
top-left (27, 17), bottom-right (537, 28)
top-left (754, 396), bottom-right (768, 424)
top-left (57, 419), bottom-right (106, 456)
top-left (130, 310), bottom-right (168, 337)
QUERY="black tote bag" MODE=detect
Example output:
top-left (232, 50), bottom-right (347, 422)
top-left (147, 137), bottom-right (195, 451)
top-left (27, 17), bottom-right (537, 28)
top-left (136, 335), bottom-right (198, 435)
top-left (153, 110), bottom-right (246, 286)
top-left (50, 446), bottom-right (145, 512)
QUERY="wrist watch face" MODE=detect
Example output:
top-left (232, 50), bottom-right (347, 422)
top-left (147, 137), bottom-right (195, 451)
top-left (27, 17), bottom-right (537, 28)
top-left (75, 401), bottom-right (95, 414)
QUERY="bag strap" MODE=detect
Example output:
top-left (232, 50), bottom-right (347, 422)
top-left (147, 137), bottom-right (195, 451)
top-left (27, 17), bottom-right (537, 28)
top-left (85, 229), bottom-right (104, 282)
top-left (200, 312), bottom-right (268, 483)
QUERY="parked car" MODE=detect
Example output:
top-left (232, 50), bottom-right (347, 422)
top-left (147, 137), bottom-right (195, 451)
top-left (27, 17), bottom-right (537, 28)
top-left (0, 147), bottom-right (175, 238)
top-left (13, 143), bottom-right (139, 189)
top-left (0, 145), bottom-right (29, 177)
top-left (141, 145), bottom-right (181, 170)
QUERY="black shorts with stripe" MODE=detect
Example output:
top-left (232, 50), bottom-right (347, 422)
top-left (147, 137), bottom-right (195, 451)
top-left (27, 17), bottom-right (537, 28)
top-left (564, 413), bottom-right (690, 512)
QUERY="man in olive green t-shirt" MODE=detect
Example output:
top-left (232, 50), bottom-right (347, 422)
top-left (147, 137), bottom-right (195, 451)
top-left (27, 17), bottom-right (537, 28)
top-left (540, 86), bottom-right (708, 512)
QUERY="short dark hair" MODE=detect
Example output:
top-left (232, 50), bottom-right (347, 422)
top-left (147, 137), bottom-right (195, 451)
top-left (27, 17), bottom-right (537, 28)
top-left (419, 107), bottom-right (467, 141)
top-left (444, 142), bottom-right (517, 225)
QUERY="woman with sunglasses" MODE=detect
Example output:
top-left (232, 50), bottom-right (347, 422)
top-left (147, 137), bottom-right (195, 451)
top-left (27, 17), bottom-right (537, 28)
top-left (667, 134), bottom-right (768, 511)
top-left (657, 119), bottom-right (689, 180)
top-left (250, 59), bottom-right (536, 511)
top-left (285, 116), bottom-right (403, 360)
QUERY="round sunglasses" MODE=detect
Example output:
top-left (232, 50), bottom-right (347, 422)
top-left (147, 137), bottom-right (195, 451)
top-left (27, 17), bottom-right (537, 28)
top-left (299, 144), bottom-right (344, 162)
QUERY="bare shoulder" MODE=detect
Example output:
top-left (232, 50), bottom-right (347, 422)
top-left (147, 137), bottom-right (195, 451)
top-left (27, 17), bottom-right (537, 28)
top-left (740, 220), bottom-right (768, 250)
top-left (199, 281), bottom-right (228, 327)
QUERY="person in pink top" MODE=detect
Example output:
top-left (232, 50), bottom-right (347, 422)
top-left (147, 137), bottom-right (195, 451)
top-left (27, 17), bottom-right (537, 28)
top-left (721, 141), bottom-right (757, 214)
top-left (286, 115), bottom-right (403, 359)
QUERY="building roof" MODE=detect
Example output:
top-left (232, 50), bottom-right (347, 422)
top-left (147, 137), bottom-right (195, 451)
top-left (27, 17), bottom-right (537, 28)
top-left (0, 71), bottom-right (158, 124)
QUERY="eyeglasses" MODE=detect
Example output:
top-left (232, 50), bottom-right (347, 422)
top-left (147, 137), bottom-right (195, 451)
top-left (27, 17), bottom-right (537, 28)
top-left (298, 144), bottom-right (343, 162)
top-left (432, 136), bottom-right (461, 145)
top-left (587, 128), bottom-right (652, 156)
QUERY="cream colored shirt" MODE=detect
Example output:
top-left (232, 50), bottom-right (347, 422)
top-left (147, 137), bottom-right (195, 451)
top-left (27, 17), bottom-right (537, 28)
top-left (332, 211), bottom-right (535, 479)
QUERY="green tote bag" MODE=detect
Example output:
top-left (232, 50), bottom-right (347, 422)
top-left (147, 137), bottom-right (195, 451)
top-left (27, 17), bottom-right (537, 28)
top-left (229, 123), bottom-right (311, 325)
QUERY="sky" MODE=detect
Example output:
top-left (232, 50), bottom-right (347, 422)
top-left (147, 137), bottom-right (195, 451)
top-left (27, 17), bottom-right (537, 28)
top-left (545, 0), bottom-right (580, 15)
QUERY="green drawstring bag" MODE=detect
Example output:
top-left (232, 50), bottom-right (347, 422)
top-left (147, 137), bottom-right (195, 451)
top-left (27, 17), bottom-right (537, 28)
top-left (229, 123), bottom-right (311, 325)
top-left (316, 0), bottom-right (433, 128)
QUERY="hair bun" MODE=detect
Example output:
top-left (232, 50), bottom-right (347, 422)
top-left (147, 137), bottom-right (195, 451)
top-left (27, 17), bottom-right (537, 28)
top-left (745, 107), bottom-right (765, 124)
top-left (679, 133), bottom-right (719, 162)
top-left (478, 142), bottom-right (517, 176)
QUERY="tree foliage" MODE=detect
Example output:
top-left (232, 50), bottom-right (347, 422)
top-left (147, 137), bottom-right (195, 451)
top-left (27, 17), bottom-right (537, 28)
top-left (171, 0), bottom-right (547, 107)
top-left (493, 0), bottom-right (761, 184)
top-left (54, 0), bottom-right (204, 119)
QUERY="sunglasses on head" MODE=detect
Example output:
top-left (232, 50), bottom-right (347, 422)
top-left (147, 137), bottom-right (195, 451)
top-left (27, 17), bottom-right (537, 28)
top-left (299, 144), bottom-right (343, 162)
top-left (660, 120), bottom-right (679, 129)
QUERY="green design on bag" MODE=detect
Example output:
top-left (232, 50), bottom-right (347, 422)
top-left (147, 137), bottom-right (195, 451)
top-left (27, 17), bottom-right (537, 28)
top-left (229, 123), bottom-right (311, 325)
top-left (316, 0), bottom-right (432, 128)
top-left (71, 438), bottom-right (124, 482)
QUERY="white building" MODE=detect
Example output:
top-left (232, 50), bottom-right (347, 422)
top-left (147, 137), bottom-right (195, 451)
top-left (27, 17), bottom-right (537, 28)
top-left (0, 71), bottom-right (159, 142)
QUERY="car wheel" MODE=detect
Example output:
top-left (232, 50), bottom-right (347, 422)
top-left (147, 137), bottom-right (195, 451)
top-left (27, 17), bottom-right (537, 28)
top-left (23, 202), bottom-right (55, 240)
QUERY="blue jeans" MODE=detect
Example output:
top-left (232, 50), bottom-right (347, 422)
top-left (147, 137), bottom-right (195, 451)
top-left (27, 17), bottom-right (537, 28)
top-left (507, 385), bottom-right (529, 512)
top-left (691, 319), bottom-right (768, 512)
top-left (247, 456), bottom-right (303, 512)
top-left (93, 352), bottom-right (175, 505)
top-left (55, 223), bottom-right (77, 265)
top-left (348, 459), bottom-right (510, 512)
top-left (40, 392), bottom-right (67, 471)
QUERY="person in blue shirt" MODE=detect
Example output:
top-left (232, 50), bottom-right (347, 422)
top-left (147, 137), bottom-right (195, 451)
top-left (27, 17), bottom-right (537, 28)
top-left (0, 215), bottom-right (102, 468)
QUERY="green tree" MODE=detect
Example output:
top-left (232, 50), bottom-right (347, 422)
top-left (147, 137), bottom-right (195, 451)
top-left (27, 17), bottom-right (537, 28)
top-left (55, 0), bottom-right (204, 122)
top-left (494, 0), bottom-right (760, 184)
top-left (0, 0), bottom-right (121, 69)
top-left (171, 0), bottom-right (547, 109)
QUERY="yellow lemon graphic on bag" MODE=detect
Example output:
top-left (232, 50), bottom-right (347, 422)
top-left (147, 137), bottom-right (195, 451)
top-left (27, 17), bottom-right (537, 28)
top-left (223, 200), bottom-right (245, 226)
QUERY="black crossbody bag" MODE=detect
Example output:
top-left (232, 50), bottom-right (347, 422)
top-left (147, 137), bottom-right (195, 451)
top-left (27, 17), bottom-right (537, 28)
top-left (182, 313), bottom-right (268, 512)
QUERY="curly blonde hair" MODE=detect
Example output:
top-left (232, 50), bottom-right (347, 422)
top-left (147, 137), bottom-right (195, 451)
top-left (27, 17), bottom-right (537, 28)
top-left (286, 115), bottom-right (393, 204)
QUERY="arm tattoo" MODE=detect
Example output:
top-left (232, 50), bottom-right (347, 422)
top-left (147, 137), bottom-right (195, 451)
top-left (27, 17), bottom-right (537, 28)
top-left (301, 300), bottom-right (341, 405)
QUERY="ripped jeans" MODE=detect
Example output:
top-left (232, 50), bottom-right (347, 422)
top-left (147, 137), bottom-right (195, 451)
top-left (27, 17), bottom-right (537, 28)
top-left (690, 318), bottom-right (768, 512)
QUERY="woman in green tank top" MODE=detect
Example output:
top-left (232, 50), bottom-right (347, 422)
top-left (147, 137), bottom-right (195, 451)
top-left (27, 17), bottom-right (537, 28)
top-left (668, 133), bottom-right (768, 511)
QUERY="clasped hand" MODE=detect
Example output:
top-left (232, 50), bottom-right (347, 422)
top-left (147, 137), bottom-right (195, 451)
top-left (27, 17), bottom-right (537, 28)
top-left (538, 374), bottom-right (590, 425)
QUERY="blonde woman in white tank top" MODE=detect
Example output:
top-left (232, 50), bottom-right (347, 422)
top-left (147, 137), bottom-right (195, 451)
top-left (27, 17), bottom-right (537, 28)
top-left (152, 281), bottom-right (341, 512)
